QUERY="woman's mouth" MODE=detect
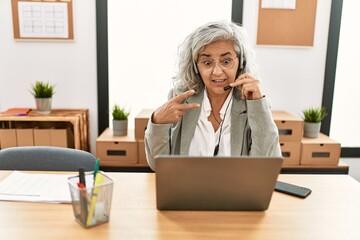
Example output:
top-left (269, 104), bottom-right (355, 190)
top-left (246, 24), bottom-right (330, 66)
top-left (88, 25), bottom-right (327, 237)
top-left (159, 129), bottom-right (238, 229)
top-left (212, 79), bottom-right (227, 85)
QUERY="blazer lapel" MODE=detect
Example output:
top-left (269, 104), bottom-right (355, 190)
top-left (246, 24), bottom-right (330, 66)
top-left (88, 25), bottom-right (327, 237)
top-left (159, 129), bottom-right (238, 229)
top-left (179, 91), bottom-right (203, 155)
top-left (231, 91), bottom-right (248, 156)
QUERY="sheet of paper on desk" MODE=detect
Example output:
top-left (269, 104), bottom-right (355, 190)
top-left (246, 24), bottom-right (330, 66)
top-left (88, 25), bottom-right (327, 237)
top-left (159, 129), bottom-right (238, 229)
top-left (0, 171), bottom-right (73, 203)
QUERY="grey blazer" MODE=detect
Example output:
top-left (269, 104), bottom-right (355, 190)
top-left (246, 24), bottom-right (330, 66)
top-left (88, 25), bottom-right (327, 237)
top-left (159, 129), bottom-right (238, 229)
top-left (144, 88), bottom-right (282, 171)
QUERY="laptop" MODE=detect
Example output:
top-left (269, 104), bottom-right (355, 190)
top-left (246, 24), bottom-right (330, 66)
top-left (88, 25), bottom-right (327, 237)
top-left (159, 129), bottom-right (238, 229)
top-left (155, 156), bottom-right (283, 211)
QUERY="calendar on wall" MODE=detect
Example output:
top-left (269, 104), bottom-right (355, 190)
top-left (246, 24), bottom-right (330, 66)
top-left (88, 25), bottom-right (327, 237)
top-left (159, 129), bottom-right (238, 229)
top-left (11, 0), bottom-right (74, 40)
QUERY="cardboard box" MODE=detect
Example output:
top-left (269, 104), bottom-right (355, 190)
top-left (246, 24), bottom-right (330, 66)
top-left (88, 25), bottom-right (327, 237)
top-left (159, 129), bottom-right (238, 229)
top-left (34, 129), bottom-right (51, 146)
top-left (34, 129), bottom-right (73, 147)
top-left (134, 109), bottom-right (154, 139)
top-left (16, 129), bottom-right (34, 146)
top-left (96, 128), bottom-right (138, 166)
top-left (137, 139), bottom-right (148, 166)
top-left (272, 111), bottom-right (304, 142)
top-left (280, 142), bottom-right (301, 165)
top-left (300, 133), bottom-right (341, 165)
top-left (0, 129), bottom-right (17, 149)
top-left (50, 128), bottom-right (74, 148)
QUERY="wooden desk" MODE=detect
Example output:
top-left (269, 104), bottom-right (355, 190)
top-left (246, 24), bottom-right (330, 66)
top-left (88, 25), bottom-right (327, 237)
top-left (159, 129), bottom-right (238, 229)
top-left (282, 160), bottom-right (349, 174)
top-left (0, 171), bottom-right (359, 239)
top-left (101, 161), bottom-right (350, 174)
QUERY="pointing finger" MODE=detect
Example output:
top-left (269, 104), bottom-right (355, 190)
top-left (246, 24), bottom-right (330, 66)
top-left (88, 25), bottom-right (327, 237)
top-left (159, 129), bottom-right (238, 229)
top-left (178, 103), bottom-right (200, 110)
top-left (171, 89), bottom-right (196, 103)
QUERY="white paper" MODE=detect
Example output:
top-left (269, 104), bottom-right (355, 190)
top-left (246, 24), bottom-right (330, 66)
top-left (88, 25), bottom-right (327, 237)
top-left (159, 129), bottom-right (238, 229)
top-left (17, 2), bottom-right (69, 38)
top-left (262, 0), bottom-right (296, 9)
top-left (0, 171), bottom-right (73, 203)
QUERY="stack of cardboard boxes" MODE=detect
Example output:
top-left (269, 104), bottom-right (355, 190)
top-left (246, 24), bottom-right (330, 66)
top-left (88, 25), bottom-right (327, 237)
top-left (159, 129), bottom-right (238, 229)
top-left (0, 109), bottom-right (89, 150)
top-left (0, 128), bottom-right (74, 149)
top-left (272, 111), bottom-right (341, 166)
top-left (96, 109), bottom-right (154, 167)
top-left (272, 111), bottom-right (303, 165)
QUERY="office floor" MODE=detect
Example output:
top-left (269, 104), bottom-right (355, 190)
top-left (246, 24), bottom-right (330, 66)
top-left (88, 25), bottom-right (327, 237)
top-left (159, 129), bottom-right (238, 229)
top-left (341, 158), bottom-right (360, 182)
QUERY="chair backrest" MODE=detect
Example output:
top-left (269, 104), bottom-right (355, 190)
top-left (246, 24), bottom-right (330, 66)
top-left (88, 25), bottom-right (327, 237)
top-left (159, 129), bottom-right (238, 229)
top-left (0, 146), bottom-right (96, 171)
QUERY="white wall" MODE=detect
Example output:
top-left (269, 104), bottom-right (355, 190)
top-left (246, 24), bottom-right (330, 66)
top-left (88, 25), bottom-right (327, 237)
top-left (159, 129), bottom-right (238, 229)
top-left (0, 0), bottom-right (98, 154)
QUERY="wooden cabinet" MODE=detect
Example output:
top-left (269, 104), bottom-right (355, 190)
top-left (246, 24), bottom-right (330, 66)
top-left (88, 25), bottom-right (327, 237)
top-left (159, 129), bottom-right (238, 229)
top-left (96, 128), bottom-right (148, 167)
top-left (0, 109), bottom-right (89, 151)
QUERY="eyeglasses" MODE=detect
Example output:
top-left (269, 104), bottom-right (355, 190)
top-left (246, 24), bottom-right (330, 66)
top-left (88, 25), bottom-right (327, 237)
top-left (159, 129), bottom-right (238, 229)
top-left (197, 56), bottom-right (237, 72)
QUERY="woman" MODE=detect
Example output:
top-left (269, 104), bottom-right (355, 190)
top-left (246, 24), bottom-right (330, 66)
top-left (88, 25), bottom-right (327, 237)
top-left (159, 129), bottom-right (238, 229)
top-left (145, 20), bottom-right (281, 171)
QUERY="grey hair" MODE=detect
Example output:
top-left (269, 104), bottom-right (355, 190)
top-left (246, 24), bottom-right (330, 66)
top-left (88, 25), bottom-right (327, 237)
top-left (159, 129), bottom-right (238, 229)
top-left (172, 20), bottom-right (258, 95)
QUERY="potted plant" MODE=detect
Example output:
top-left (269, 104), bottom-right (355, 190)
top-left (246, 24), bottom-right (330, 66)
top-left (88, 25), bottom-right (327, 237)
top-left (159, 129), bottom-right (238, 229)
top-left (302, 106), bottom-right (328, 138)
top-left (31, 81), bottom-right (55, 114)
top-left (112, 104), bottom-right (130, 136)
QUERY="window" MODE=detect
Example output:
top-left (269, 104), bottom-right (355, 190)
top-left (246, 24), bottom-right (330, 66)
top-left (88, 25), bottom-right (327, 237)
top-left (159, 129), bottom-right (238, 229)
top-left (107, 0), bottom-right (232, 129)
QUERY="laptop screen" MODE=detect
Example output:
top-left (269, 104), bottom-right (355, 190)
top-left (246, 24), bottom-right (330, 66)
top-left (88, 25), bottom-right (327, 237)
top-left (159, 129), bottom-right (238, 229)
top-left (155, 156), bottom-right (283, 211)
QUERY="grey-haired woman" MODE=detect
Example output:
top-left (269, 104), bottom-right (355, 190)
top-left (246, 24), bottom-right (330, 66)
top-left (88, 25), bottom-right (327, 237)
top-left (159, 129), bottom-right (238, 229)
top-left (145, 20), bottom-right (281, 171)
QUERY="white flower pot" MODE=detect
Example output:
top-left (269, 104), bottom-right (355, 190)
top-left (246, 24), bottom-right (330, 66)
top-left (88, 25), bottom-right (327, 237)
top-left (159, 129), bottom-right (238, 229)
top-left (303, 122), bottom-right (321, 138)
top-left (113, 119), bottom-right (128, 136)
top-left (35, 98), bottom-right (52, 115)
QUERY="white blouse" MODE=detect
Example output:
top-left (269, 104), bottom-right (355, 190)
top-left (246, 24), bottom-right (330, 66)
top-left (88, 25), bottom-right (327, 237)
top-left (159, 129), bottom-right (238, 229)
top-left (188, 89), bottom-right (233, 156)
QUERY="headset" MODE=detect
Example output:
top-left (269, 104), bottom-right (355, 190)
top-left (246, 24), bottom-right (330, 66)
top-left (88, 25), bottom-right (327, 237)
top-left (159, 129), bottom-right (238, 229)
top-left (224, 44), bottom-right (247, 91)
top-left (213, 96), bottom-right (232, 156)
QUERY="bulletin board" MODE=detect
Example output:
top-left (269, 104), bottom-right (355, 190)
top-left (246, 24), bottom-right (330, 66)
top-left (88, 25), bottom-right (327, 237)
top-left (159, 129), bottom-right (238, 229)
top-left (257, 0), bottom-right (317, 46)
top-left (11, 0), bottom-right (74, 40)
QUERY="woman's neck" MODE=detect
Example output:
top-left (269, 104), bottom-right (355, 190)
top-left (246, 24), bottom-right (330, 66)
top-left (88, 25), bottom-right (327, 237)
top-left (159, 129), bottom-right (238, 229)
top-left (206, 89), bottom-right (232, 132)
top-left (206, 90), bottom-right (231, 112)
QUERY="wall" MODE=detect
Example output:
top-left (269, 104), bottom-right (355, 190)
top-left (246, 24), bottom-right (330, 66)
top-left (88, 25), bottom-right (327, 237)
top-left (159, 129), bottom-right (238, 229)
top-left (108, 0), bottom-right (232, 130)
top-left (242, 0), bottom-right (331, 117)
top-left (0, 0), bottom-right (98, 154)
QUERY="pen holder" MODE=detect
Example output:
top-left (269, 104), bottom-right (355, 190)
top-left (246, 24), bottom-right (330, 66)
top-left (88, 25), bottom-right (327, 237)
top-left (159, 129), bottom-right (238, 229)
top-left (68, 171), bottom-right (114, 228)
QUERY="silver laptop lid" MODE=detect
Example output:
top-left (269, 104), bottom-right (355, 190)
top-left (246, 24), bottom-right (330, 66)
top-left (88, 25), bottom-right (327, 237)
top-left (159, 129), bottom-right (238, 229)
top-left (155, 156), bottom-right (283, 211)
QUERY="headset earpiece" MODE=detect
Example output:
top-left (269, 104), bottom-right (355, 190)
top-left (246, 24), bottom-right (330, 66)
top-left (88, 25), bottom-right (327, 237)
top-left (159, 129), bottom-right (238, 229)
top-left (239, 44), bottom-right (246, 72)
top-left (194, 62), bottom-right (199, 74)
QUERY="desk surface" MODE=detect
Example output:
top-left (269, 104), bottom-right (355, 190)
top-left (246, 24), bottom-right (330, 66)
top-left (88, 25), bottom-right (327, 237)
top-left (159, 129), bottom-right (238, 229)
top-left (1, 171), bottom-right (359, 240)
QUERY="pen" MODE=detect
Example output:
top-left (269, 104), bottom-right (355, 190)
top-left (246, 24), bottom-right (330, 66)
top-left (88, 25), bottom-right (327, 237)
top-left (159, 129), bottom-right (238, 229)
top-left (77, 182), bottom-right (88, 225)
top-left (86, 172), bottom-right (103, 226)
top-left (93, 159), bottom-right (100, 179)
top-left (79, 167), bottom-right (86, 187)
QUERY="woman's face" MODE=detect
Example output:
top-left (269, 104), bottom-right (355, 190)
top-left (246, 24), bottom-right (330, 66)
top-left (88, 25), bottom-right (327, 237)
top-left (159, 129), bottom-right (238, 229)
top-left (197, 39), bottom-right (239, 97)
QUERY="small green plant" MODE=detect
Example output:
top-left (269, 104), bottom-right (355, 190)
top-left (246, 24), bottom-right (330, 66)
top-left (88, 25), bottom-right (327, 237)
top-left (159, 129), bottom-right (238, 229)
top-left (302, 107), bottom-right (328, 123)
top-left (31, 81), bottom-right (55, 98)
top-left (112, 104), bottom-right (130, 120)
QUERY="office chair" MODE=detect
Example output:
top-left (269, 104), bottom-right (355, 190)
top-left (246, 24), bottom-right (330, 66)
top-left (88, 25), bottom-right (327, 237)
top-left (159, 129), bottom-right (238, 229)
top-left (0, 146), bottom-right (96, 171)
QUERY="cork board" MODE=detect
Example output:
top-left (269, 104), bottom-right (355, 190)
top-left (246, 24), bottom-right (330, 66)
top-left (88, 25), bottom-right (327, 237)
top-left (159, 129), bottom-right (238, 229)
top-left (257, 0), bottom-right (317, 46)
top-left (11, 0), bottom-right (74, 40)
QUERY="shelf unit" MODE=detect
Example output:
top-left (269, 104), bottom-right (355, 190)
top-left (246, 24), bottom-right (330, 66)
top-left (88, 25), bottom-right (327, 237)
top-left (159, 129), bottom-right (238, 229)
top-left (0, 109), bottom-right (89, 151)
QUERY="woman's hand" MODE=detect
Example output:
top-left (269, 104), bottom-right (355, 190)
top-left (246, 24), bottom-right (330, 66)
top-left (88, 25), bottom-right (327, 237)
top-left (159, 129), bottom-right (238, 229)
top-left (152, 90), bottom-right (200, 124)
top-left (229, 73), bottom-right (263, 100)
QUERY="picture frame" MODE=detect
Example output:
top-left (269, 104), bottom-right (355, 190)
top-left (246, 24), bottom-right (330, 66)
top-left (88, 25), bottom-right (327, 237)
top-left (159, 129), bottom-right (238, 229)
top-left (11, 0), bottom-right (74, 40)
